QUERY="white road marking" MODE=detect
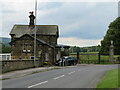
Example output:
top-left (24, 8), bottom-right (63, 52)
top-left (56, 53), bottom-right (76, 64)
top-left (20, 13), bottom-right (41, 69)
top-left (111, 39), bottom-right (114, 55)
top-left (68, 71), bottom-right (75, 75)
top-left (53, 75), bottom-right (65, 80)
top-left (28, 81), bottom-right (48, 88)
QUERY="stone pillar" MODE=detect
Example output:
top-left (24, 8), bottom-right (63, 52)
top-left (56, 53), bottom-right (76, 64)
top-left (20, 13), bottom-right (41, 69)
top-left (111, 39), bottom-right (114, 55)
top-left (109, 40), bottom-right (114, 63)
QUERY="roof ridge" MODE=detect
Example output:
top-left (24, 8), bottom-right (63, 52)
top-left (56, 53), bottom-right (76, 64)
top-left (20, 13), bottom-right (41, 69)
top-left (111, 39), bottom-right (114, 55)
top-left (10, 24), bottom-right (59, 38)
top-left (14, 24), bottom-right (58, 26)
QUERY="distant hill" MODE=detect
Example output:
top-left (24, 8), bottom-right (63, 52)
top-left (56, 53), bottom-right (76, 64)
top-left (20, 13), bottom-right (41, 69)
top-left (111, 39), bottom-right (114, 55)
top-left (0, 37), bottom-right (11, 46)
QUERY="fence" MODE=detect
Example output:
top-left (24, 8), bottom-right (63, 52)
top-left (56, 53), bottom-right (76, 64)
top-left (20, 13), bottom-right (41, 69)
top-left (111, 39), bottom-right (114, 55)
top-left (70, 53), bottom-right (119, 64)
top-left (0, 53), bottom-right (11, 61)
top-left (70, 53), bottom-right (99, 61)
top-left (80, 60), bottom-right (110, 64)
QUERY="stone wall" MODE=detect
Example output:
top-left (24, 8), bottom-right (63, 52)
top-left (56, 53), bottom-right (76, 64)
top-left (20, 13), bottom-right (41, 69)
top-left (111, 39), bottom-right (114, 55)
top-left (1, 60), bottom-right (41, 73)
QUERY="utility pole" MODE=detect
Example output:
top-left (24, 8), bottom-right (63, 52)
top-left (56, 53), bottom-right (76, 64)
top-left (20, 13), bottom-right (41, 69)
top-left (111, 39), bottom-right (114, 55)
top-left (34, 0), bottom-right (37, 67)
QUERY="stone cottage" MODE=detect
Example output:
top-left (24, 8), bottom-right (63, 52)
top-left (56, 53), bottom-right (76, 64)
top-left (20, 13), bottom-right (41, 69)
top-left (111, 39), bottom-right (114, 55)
top-left (9, 13), bottom-right (61, 66)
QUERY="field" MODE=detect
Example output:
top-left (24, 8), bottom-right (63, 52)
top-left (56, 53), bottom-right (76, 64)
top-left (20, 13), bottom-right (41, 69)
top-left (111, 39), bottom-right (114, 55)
top-left (70, 52), bottom-right (99, 54)
top-left (96, 68), bottom-right (119, 88)
top-left (70, 52), bottom-right (120, 62)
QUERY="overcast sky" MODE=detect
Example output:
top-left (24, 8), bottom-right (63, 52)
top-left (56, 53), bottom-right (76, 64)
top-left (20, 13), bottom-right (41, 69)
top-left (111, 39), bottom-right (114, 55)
top-left (1, 0), bottom-right (119, 47)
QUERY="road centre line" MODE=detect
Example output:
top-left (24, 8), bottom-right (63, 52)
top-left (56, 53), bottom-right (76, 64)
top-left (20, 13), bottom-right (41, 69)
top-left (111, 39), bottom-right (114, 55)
top-left (53, 75), bottom-right (65, 80)
top-left (28, 81), bottom-right (48, 88)
top-left (68, 71), bottom-right (75, 75)
top-left (28, 70), bottom-right (77, 88)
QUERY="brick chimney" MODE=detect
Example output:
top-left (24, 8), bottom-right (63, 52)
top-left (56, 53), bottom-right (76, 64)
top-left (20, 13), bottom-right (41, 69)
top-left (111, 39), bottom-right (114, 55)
top-left (29, 11), bottom-right (35, 27)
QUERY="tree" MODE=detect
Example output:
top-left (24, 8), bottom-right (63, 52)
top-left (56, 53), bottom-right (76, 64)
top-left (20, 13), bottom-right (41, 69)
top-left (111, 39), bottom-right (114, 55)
top-left (100, 17), bottom-right (120, 55)
top-left (0, 43), bottom-right (11, 53)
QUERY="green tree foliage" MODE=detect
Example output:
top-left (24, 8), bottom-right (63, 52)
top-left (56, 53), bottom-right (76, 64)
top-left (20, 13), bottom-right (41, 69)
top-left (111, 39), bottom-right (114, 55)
top-left (100, 17), bottom-right (120, 55)
top-left (0, 42), bottom-right (11, 53)
top-left (69, 45), bottom-right (100, 53)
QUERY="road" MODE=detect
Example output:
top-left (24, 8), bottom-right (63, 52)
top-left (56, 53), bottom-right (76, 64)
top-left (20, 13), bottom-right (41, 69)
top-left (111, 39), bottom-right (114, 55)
top-left (2, 64), bottom-right (118, 88)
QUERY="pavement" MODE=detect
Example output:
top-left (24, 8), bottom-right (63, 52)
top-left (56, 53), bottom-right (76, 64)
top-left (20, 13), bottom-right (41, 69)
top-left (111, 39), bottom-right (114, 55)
top-left (2, 64), bottom-right (118, 88)
top-left (0, 64), bottom-right (87, 80)
top-left (0, 64), bottom-right (90, 80)
top-left (0, 66), bottom-right (66, 80)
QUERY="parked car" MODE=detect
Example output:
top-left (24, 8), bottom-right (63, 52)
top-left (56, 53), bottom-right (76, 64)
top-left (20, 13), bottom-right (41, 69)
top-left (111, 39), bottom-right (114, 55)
top-left (56, 56), bottom-right (77, 66)
top-left (64, 56), bottom-right (77, 66)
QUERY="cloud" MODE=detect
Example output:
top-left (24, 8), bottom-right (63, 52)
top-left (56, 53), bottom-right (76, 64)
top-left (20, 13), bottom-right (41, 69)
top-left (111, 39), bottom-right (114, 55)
top-left (38, 2), bottom-right (64, 10)
top-left (1, 1), bottom-right (36, 37)
top-left (58, 37), bottom-right (101, 47)
top-left (38, 2), bottom-right (117, 39)
top-left (1, 1), bottom-right (118, 46)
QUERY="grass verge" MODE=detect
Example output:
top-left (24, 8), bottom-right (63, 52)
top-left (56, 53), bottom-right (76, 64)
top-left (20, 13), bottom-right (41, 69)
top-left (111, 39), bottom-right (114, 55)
top-left (96, 68), bottom-right (119, 88)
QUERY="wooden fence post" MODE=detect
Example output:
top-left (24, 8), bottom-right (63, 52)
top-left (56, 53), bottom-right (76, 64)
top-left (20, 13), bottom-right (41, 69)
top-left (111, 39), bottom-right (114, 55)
top-left (77, 52), bottom-right (79, 64)
top-left (98, 52), bottom-right (101, 64)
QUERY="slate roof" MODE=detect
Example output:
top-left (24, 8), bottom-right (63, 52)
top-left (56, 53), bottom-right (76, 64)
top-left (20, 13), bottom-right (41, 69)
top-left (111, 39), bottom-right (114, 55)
top-left (9, 34), bottom-right (54, 48)
top-left (10, 25), bottom-right (59, 38)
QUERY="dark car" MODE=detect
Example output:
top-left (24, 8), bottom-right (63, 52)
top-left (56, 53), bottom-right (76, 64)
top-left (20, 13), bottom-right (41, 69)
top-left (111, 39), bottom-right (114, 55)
top-left (56, 56), bottom-right (77, 66)
top-left (64, 56), bottom-right (77, 66)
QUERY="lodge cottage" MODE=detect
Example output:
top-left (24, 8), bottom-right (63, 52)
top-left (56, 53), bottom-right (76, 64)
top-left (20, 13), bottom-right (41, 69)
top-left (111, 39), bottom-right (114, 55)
top-left (9, 12), bottom-right (61, 65)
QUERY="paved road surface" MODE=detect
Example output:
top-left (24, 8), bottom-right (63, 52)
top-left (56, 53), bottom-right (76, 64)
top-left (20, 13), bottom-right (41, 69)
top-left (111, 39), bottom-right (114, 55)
top-left (2, 64), bottom-right (118, 88)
